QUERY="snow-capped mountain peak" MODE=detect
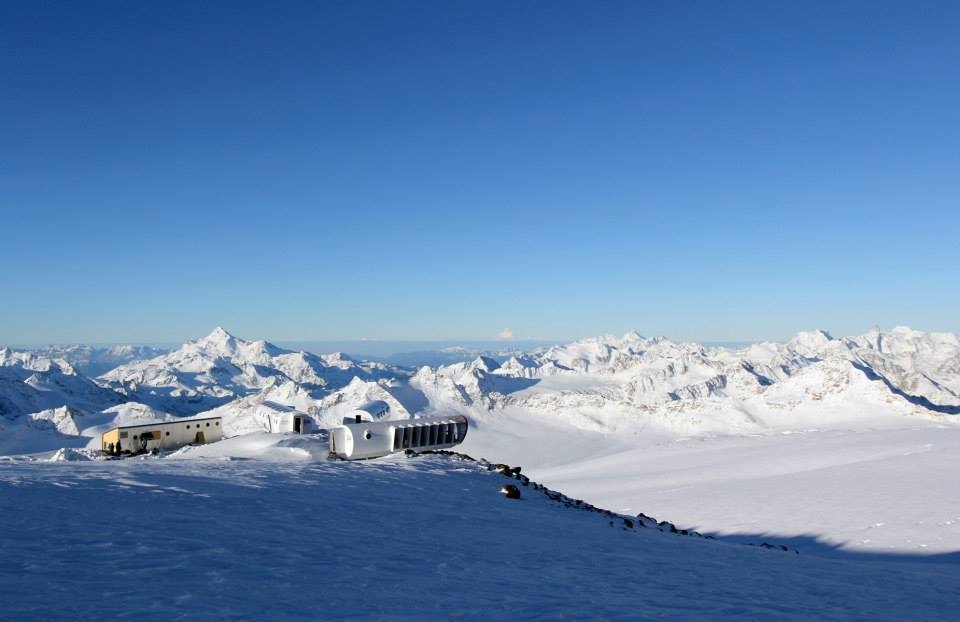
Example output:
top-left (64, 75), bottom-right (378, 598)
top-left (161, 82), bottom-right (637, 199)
top-left (786, 329), bottom-right (835, 356)
top-left (195, 326), bottom-right (237, 349)
top-left (413, 326), bottom-right (960, 435)
top-left (98, 328), bottom-right (405, 415)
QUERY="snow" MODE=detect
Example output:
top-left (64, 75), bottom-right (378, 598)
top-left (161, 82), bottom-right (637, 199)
top-left (2, 325), bottom-right (960, 618)
top-left (98, 327), bottom-right (402, 415)
top-left (1, 438), bottom-right (957, 621)
top-left (461, 409), bottom-right (960, 554)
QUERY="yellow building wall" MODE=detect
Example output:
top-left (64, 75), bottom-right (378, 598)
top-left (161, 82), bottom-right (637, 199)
top-left (101, 428), bottom-right (120, 451)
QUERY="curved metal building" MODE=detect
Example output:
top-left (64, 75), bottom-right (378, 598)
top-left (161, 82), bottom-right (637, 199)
top-left (329, 414), bottom-right (468, 460)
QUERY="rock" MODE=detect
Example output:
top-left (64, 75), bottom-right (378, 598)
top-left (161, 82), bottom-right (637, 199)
top-left (659, 521), bottom-right (678, 534)
top-left (623, 518), bottom-right (634, 529)
top-left (500, 484), bottom-right (521, 499)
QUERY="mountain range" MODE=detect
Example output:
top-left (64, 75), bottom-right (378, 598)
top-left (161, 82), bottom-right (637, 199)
top-left (1, 325), bottom-right (958, 454)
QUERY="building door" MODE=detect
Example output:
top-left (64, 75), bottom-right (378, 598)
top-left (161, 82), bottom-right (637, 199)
top-left (195, 431), bottom-right (206, 444)
top-left (294, 416), bottom-right (302, 433)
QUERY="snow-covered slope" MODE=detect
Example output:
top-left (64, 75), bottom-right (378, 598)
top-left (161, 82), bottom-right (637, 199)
top-left (205, 376), bottom-right (416, 437)
top-left (0, 328), bottom-right (417, 452)
top-left (0, 348), bottom-right (125, 420)
top-left (414, 327), bottom-right (960, 435)
top-left (24, 344), bottom-right (169, 376)
top-left (98, 327), bottom-right (404, 415)
top-left (1, 440), bottom-right (957, 621)
top-left (843, 326), bottom-right (960, 407)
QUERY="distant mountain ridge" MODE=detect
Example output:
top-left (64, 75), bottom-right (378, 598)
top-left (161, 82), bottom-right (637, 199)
top-left (97, 327), bottom-right (403, 415)
top-left (0, 348), bottom-right (124, 420)
top-left (412, 326), bottom-right (960, 434)
top-left (1, 325), bottom-right (958, 455)
top-left (24, 344), bottom-right (169, 376)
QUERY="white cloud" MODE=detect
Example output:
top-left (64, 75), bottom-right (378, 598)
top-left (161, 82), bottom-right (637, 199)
top-left (497, 328), bottom-right (514, 340)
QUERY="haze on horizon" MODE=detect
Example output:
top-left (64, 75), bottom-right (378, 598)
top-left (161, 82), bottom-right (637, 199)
top-left (2, 1), bottom-right (957, 345)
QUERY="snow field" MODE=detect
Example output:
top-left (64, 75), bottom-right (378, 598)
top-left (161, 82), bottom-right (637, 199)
top-left (1, 441), bottom-right (958, 621)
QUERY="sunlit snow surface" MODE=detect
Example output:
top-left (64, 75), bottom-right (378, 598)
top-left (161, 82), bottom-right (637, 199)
top-left (1, 435), bottom-right (958, 621)
top-left (3, 326), bottom-right (960, 619)
top-left (463, 412), bottom-right (960, 555)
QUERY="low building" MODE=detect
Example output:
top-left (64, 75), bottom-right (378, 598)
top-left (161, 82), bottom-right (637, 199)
top-left (329, 414), bottom-right (468, 460)
top-left (345, 400), bottom-right (390, 424)
top-left (258, 401), bottom-right (313, 434)
top-left (101, 417), bottom-right (223, 455)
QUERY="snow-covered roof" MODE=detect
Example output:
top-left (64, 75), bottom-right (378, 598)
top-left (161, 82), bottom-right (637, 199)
top-left (260, 401), bottom-right (306, 415)
top-left (351, 400), bottom-right (389, 415)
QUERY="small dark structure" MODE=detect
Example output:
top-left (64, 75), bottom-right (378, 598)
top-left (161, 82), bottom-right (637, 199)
top-left (500, 484), bottom-right (521, 499)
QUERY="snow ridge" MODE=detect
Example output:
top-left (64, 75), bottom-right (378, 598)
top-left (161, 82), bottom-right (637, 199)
top-left (414, 327), bottom-right (960, 434)
top-left (1, 325), bottom-right (959, 454)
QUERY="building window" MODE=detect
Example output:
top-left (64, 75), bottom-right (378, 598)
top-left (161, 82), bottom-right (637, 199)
top-left (206, 423), bottom-right (210, 427)
top-left (186, 425), bottom-right (190, 429)
top-left (215, 422), bottom-right (219, 426)
top-left (166, 432), bottom-right (170, 436)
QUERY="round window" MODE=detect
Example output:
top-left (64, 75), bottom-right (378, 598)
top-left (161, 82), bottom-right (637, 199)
top-left (364, 430), bottom-right (372, 440)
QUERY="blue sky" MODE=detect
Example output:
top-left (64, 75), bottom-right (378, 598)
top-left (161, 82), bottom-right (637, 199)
top-left (2, 1), bottom-right (958, 345)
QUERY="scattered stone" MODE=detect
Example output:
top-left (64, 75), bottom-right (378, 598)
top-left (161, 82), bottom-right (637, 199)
top-left (659, 521), bottom-right (678, 534)
top-left (500, 484), bottom-right (521, 499)
top-left (407, 449), bottom-right (800, 554)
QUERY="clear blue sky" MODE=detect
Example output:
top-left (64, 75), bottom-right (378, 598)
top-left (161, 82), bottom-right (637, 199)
top-left (2, 1), bottom-right (958, 345)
